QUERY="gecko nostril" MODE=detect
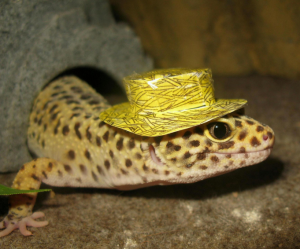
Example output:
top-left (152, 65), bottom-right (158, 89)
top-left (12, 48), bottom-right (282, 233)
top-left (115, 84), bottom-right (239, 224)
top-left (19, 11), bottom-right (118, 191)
top-left (263, 135), bottom-right (268, 141)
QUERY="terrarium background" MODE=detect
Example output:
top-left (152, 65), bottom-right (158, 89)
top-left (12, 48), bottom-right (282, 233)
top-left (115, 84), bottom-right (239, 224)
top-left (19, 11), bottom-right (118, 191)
top-left (110, 0), bottom-right (300, 79)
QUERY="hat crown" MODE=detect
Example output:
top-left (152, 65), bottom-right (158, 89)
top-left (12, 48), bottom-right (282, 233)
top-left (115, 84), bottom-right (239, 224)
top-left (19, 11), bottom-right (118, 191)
top-left (124, 68), bottom-right (215, 115)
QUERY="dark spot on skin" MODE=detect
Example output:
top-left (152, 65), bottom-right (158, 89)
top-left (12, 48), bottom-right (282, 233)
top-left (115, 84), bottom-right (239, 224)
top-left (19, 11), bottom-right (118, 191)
top-left (51, 112), bottom-right (60, 120)
top-left (190, 140), bottom-right (200, 147)
top-left (21, 165), bottom-right (25, 171)
top-left (184, 151), bottom-right (192, 159)
top-left (224, 166), bottom-right (229, 169)
top-left (246, 120), bottom-right (254, 125)
top-left (80, 164), bottom-right (87, 174)
top-left (99, 121), bottom-right (106, 128)
top-left (218, 141), bottom-right (235, 150)
top-left (76, 178), bottom-right (82, 183)
top-left (226, 154), bottom-right (231, 158)
top-left (143, 164), bottom-right (149, 171)
top-left (41, 140), bottom-right (45, 148)
top-left (48, 162), bottom-right (53, 170)
top-left (43, 101), bottom-right (51, 110)
top-left (88, 100), bottom-right (100, 105)
top-left (49, 104), bottom-right (58, 114)
top-left (186, 163), bottom-right (194, 168)
top-left (54, 119), bottom-right (61, 134)
top-left (31, 174), bottom-right (40, 181)
top-left (251, 136), bottom-right (261, 147)
top-left (182, 131), bottom-right (192, 139)
top-left (70, 113), bottom-right (80, 119)
top-left (197, 153), bottom-right (206, 160)
top-left (240, 160), bottom-right (246, 166)
top-left (62, 125), bottom-right (70, 136)
top-left (44, 123), bottom-right (47, 132)
top-left (166, 141), bottom-right (174, 148)
top-left (103, 131), bottom-right (109, 142)
top-left (256, 126), bottom-right (264, 132)
top-left (135, 153), bottom-right (142, 159)
top-left (245, 153), bottom-right (249, 158)
top-left (152, 169), bottom-right (158, 174)
top-left (92, 171), bottom-right (98, 181)
top-left (239, 147), bottom-right (246, 153)
top-left (96, 136), bottom-right (101, 147)
top-left (121, 169), bottom-right (128, 175)
top-left (68, 150), bottom-right (75, 160)
top-left (125, 159), bottom-right (132, 167)
top-left (194, 126), bottom-right (204, 135)
top-left (42, 171), bottom-right (48, 179)
top-left (142, 177), bottom-right (147, 183)
top-left (128, 138), bottom-right (135, 149)
top-left (154, 136), bottom-right (163, 145)
top-left (235, 120), bottom-right (242, 128)
top-left (210, 156), bottom-right (219, 163)
top-left (38, 117), bottom-right (43, 126)
top-left (71, 86), bottom-right (83, 93)
top-left (174, 145), bottom-right (181, 151)
top-left (86, 127), bottom-right (92, 141)
top-left (116, 138), bottom-right (123, 150)
top-left (206, 140), bottom-right (213, 147)
top-left (109, 150), bottom-right (114, 158)
top-left (58, 95), bottom-right (73, 100)
top-left (64, 164), bottom-right (72, 173)
top-left (72, 107), bottom-right (84, 111)
top-left (66, 100), bottom-right (80, 105)
top-left (239, 131), bottom-right (248, 141)
top-left (168, 132), bottom-right (177, 138)
top-left (267, 132), bottom-right (273, 139)
top-left (97, 165), bottom-right (104, 175)
top-left (177, 172), bottom-right (182, 176)
top-left (32, 165), bottom-right (36, 168)
top-left (51, 92), bottom-right (60, 97)
top-left (104, 160), bottom-right (110, 169)
top-left (171, 158), bottom-right (177, 162)
top-left (165, 170), bottom-right (170, 175)
top-left (81, 94), bottom-right (92, 100)
top-left (199, 165), bottom-right (207, 170)
top-left (75, 122), bottom-right (81, 139)
top-left (85, 149), bottom-right (91, 160)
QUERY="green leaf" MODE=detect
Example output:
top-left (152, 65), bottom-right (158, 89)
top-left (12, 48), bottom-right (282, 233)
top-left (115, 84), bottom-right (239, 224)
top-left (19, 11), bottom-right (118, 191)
top-left (0, 184), bottom-right (51, 196)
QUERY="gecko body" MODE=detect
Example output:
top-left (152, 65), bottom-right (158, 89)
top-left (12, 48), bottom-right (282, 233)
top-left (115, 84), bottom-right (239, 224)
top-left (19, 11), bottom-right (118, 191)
top-left (0, 76), bottom-right (274, 237)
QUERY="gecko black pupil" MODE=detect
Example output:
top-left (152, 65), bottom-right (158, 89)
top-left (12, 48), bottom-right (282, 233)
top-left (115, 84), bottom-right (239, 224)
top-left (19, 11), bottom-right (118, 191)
top-left (208, 122), bottom-right (229, 139)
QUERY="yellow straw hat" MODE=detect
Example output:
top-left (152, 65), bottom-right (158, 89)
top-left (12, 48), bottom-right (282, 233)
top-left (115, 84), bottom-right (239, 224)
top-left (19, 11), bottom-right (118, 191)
top-left (100, 68), bottom-right (247, 137)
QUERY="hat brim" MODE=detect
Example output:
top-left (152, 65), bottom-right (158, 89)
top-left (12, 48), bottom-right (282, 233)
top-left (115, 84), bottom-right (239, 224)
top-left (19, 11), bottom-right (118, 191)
top-left (100, 99), bottom-right (247, 137)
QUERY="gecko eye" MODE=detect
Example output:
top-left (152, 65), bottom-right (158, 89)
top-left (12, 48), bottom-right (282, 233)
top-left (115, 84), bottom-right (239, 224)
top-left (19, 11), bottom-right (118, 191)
top-left (208, 122), bottom-right (231, 140)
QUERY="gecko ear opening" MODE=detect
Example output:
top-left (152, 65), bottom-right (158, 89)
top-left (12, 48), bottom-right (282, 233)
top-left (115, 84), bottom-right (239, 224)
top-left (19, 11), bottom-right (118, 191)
top-left (149, 145), bottom-right (164, 166)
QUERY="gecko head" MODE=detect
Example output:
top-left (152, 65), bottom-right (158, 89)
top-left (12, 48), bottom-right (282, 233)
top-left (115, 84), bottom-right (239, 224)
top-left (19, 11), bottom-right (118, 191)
top-left (142, 112), bottom-right (275, 184)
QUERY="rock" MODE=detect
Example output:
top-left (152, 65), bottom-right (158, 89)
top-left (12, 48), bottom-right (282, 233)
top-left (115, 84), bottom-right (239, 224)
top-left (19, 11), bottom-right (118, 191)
top-left (0, 0), bottom-right (152, 172)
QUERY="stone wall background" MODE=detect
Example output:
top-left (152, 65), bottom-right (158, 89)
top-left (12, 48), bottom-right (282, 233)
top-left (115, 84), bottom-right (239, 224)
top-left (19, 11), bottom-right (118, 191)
top-left (110, 0), bottom-right (300, 79)
top-left (0, 0), bottom-right (152, 172)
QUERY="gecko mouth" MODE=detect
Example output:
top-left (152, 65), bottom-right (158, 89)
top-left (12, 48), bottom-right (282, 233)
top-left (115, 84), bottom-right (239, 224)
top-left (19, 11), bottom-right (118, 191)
top-left (149, 144), bottom-right (272, 166)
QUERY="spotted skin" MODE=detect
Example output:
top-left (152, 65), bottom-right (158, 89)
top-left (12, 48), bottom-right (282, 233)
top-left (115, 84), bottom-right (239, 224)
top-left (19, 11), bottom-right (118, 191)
top-left (0, 76), bottom-right (275, 237)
